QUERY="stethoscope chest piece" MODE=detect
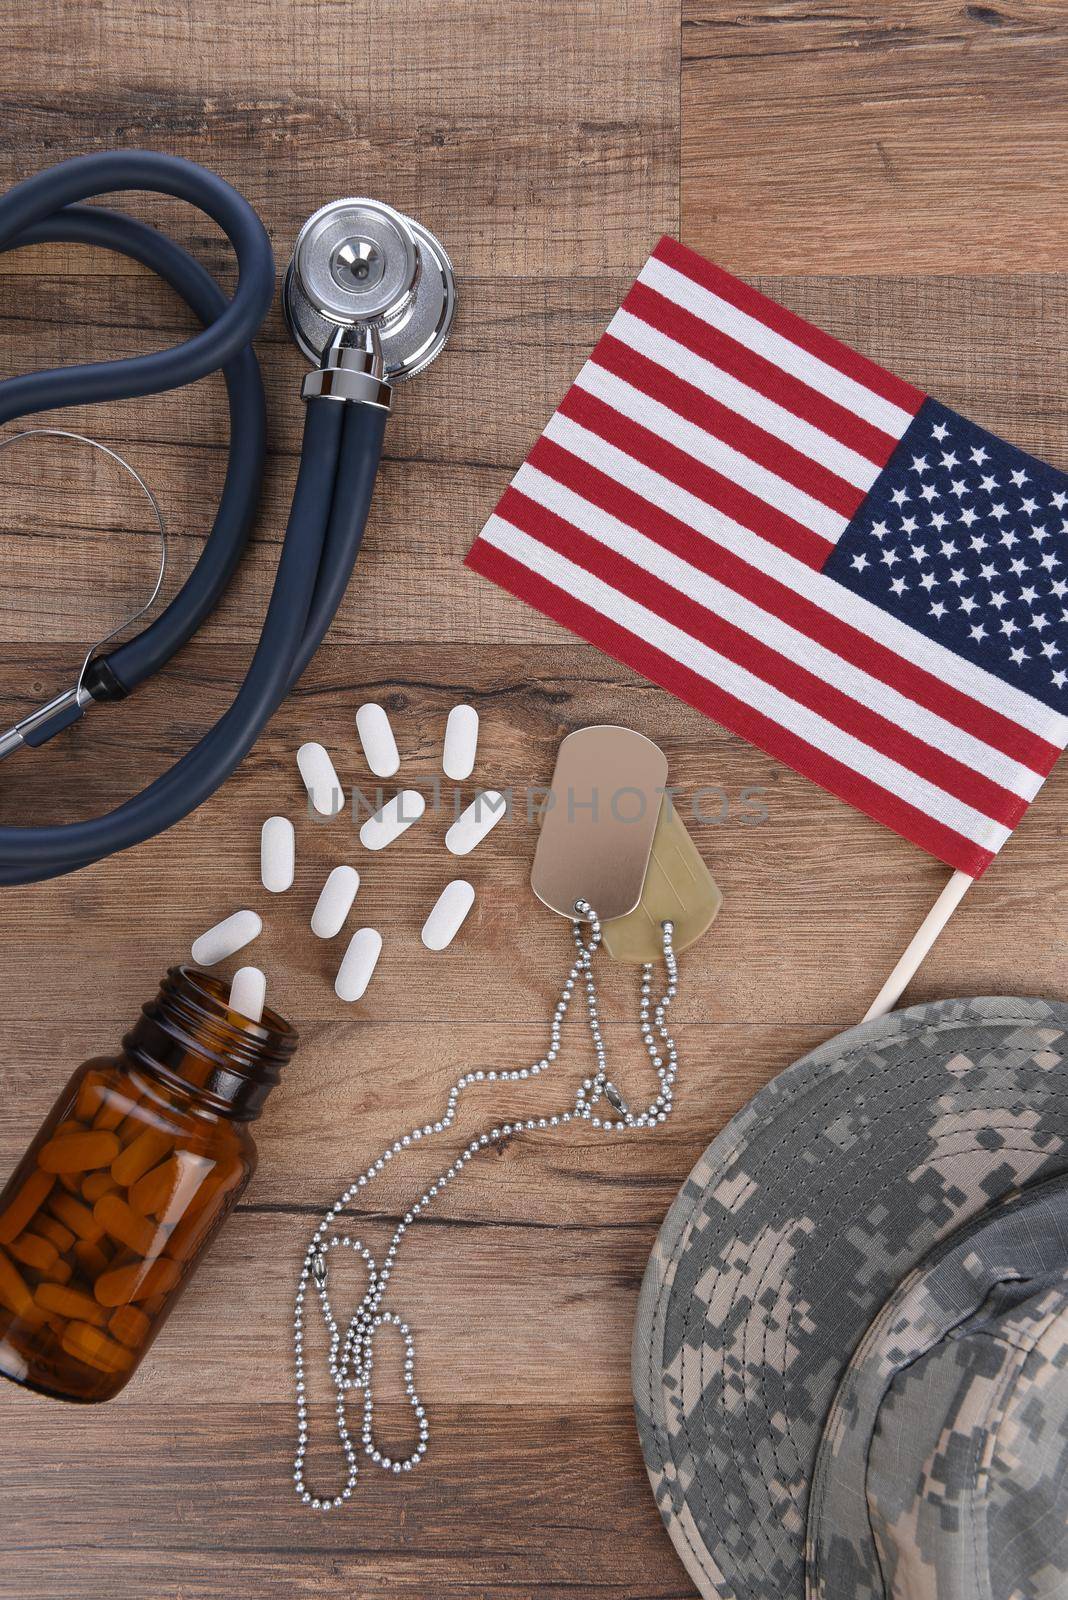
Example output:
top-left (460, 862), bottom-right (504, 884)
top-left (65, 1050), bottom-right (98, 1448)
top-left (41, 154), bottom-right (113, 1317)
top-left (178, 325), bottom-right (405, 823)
top-left (283, 197), bottom-right (456, 381)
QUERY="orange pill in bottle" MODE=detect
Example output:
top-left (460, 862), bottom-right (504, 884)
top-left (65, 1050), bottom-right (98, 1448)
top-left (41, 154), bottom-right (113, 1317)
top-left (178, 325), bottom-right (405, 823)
top-left (0, 967), bottom-right (297, 1402)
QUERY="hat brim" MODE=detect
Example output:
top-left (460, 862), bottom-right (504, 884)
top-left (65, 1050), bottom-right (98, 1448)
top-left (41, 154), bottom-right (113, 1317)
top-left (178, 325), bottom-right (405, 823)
top-left (632, 996), bottom-right (1068, 1600)
top-left (807, 1172), bottom-right (1068, 1599)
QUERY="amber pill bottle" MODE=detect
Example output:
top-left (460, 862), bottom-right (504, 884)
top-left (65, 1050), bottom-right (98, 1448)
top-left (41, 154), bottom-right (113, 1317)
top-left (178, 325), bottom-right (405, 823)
top-left (0, 966), bottom-right (297, 1403)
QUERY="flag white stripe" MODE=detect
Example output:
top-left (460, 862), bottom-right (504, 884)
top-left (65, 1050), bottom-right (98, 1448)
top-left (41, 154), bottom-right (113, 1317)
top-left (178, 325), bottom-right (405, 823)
top-left (640, 256), bottom-right (916, 439)
top-left (542, 409), bottom-right (1068, 748)
top-left (575, 360), bottom-right (849, 544)
top-left (606, 307), bottom-right (882, 493)
top-left (480, 513), bottom-right (1012, 856)
top-left (513, 461), bottom-right (1043, 805)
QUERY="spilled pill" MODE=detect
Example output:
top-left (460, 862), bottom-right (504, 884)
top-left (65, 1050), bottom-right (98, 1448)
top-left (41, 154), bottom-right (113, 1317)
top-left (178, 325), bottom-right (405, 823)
top-left (297, 742), bottom-right (344, 817)
top-left (260, 816), bottom-right (295, 892)
top-left (359, 789), bottom-right (425, 851)
top-left (311, 865), bottom-right (360, 939)
top-left (335, 928), bottom-right (383, 1003)
top-left (443, 704), bottom-right (479, 781)
top-left (421, 880), bottom-right (476, 951)
top-left (191, 909), bottom-right (262, 967)
top-left (228, 967), bottom-right (266, 1024)
top-left (445, 790), bottom-right (507, 856)
top-left (356, 703), bottom-right (400, 778)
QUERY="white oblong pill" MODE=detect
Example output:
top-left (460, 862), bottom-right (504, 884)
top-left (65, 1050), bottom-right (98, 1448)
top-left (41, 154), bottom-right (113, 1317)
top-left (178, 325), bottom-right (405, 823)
top-left (260, 815), bottom-right (295, 893)
top-left (421, 879), bottom-right (476, 951)
top-left (191, 909), bottom-right (263, 967)
top-left (356, 703), bottom-right (400, 778)
top-left (311, 865), bottom-right (360, 939)
top-left (335, 928), bottom-right (383, 1003)
top-left (228, 966), bottom-right (266, 1024)
top-left (442, 703), bottom-right (479, 781)
top-left (297, 742), bottom-right (344, 817)
top-left (445, 790), bottom-right (507, 856)
top-left (359, 789), bottom-right (426, 851)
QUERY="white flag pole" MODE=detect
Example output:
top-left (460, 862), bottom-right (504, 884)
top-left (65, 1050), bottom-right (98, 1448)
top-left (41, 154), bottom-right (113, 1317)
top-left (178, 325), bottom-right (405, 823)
top-left (862, 868), bottom-right (974, 1022)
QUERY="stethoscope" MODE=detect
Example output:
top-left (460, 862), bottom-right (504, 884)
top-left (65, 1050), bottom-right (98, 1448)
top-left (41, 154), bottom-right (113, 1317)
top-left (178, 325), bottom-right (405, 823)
top-left (0, 151), bottom-right (456, 885)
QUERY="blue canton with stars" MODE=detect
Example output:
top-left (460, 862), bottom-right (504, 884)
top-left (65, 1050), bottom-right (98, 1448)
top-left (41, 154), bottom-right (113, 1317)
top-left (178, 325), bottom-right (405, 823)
top-left (824, 397), bottom-right (1068, 716)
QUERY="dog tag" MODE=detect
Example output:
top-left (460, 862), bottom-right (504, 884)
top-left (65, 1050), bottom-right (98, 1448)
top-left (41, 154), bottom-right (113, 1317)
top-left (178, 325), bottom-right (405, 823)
top-left (531, 726), bottom-right (668, 922)
top-left (601, 799), bottom-right (722, 963)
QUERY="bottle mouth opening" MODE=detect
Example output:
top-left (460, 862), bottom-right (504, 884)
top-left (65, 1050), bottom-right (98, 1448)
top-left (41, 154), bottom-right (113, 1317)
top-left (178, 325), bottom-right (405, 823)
top-left (173, 966), bottom-right (298, 1053)
top-left (123, 967), bottom-right (299, 1120)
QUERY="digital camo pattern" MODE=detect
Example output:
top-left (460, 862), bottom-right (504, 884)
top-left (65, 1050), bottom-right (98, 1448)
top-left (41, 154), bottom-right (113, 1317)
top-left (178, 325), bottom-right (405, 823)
top-left (632, 997), bottom-right (1068, 1600)
top-left (808, 1177), bottom-right (1068, 1598)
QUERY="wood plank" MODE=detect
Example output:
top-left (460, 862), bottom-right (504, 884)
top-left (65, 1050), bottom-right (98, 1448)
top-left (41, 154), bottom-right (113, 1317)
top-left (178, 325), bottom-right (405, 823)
top-left (682, 0), bottom-right (1068, 274)
top-left (0, 0), bottom-right (680, 652)
top-left (0, 1), bottom-right (677, 279)
top-left (0, 1406), bottom-right (687, 1599)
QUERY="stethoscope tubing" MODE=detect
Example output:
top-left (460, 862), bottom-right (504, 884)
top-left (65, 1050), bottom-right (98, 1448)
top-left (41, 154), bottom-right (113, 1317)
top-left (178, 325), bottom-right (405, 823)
top-left (0, 151), bottom-right (387, 884)
top-left (0, 152), bottom-right (274, 404)
top-left (6, 204), bottom-right (269, 694)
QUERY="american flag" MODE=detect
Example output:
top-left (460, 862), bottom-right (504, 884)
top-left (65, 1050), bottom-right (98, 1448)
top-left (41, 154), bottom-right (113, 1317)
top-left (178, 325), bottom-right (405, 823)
top-left (466, 237), bottom-right (1068, 878)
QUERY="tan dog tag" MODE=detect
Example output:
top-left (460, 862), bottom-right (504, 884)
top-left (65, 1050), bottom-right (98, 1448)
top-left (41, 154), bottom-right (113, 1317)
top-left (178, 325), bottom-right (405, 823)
top-left (601, 799), bottom-right (722, 963)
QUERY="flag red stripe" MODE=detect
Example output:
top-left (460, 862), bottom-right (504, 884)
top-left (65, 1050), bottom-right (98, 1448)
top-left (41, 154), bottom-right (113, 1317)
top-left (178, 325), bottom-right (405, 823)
top-left (557, 385), bottom-right (834, 569)
top-left (526, 434), bottom-right (1060, 777)
top-left (653, 237), bottom-right (925, 418)
top-left (592, 332), bottom-right (866, 519)
top-left (499, 486), bottom-right (1029, 830)
top-left (621, 280), bottom-right (900, 468)
top-left (465, 538), bottom-right (993, 877)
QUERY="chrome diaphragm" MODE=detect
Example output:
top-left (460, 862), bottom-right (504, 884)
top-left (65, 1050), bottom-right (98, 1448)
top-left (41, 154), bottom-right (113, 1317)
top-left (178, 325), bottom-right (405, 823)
top-left (283, 196), bottom-right (456, 381)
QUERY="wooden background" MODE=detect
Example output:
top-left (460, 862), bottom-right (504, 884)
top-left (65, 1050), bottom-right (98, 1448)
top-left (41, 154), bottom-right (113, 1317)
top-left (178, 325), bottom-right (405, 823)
top-left (0, 2), bottom-right (1066, 1596)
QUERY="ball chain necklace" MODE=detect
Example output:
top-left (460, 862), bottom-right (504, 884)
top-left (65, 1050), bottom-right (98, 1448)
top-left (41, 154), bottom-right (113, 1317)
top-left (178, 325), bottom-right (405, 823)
top-left (291, 901), bottom-right (680, 1511)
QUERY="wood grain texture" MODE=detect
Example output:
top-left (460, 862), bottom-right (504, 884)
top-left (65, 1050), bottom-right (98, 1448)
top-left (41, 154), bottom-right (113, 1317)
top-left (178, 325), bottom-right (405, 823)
top-left (1, 2), bottom-right (1066, 1598)
top-left (0, 1406), bottom-right (689, 1600)
top-left (682, 0), bottom-right (1068, 274)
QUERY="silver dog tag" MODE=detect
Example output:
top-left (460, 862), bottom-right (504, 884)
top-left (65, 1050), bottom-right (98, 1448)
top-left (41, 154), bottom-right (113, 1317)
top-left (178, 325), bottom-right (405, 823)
top-left (530, 726), bottom-right (668, 922)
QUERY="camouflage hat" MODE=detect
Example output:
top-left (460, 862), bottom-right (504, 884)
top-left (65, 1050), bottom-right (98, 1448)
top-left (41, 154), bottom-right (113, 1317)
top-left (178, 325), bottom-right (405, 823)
top-left (633, 996), bottom-right (1068, 1600)
top-left (807, 1175), bottom-right (1068, 1598)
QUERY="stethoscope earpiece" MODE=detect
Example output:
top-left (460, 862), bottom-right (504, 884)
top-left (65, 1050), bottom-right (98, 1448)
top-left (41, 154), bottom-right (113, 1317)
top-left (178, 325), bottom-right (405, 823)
top-left (283, 196), bottom-right (457, 381)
